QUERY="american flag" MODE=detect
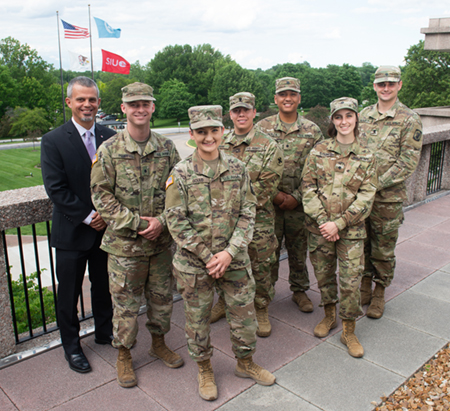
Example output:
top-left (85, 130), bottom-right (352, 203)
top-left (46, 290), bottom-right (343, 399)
top-left (61, 20), bottom-right (90, 39)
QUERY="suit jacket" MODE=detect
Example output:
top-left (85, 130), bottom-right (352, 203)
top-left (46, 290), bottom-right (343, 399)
top-left (41, 120), bottom-right (116, 251)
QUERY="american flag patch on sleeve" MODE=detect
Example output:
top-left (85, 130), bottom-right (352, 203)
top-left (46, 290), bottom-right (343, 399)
top-left (165, 175), bottom-right (174, 190)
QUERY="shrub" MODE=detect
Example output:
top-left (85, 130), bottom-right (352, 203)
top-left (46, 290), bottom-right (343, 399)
top-left (10, 269), bottom-right (56, 334)
top-left (258, 107), bottom-right (278, 122)
top-left (304, 105), bottom-right (330, 137)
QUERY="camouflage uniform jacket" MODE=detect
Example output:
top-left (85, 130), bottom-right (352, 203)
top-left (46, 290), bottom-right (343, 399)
top-left (301, 138), bottom-right (378, 239)
top-left (220, 127), bottom-right (284, 228)
top-left (359, 99), bottom-right (423, 203)
top-left (255, 114), bottom-right (323, 203)
top-left (165, 149), bottom-right (257, 274)
top-left (91, 128), bottom-right (181, 257)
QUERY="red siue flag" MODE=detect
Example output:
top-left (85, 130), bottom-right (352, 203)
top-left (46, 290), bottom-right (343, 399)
top-left (101, 50), bottom-right (130, 74)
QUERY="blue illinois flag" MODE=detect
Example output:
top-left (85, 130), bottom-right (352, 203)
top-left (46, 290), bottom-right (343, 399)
top-left (94, 17), bottom-right (121, 38)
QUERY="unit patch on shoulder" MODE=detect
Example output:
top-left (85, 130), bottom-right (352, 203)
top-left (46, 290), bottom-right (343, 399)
top-left (413, 130), bottom-right (422, 142)
top-left (165, 175), bottom-right (174, 190)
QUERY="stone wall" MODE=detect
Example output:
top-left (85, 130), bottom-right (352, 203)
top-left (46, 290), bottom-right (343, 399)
top-left (405, 124), bottom-right (450, 205)
top-left (0, 186), bottom-right (52, 358)
top-left (421, 17), bottom-right (450, 52)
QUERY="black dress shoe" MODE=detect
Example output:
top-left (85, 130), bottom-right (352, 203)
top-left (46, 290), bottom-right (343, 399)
top-left (94, 335), bottom-right (113, 345)
top-left (65, 351), bottom-right (92, 373)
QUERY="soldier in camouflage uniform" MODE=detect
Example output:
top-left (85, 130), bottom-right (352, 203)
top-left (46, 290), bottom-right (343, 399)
top-left (210, 92), bottom-right (284, 338)
top-left (302, 97), bottom-right (377, 358)
top-left (91, 82), bottom-right (183, 388)
top-left (359, 66), bottom-right (423, 319)
top-left (165, 105), bottom-right (275, 401)
top-left (255, 77), bottom-right (323, 312)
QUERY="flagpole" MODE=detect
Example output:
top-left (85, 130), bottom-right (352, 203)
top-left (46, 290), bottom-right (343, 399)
top-left (88, 4), bottom-right (94, 80)
top-left (56, 11), bottom-right (66, 123)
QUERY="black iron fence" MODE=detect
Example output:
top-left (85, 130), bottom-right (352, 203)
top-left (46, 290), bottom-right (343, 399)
top-left (2, 224), bottom-right (92, 343)
top-left (427, 141), bottom-right (446, 195)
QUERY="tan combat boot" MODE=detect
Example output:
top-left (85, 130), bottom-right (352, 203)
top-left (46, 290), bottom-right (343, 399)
top-left (360, 277), bottom-right (373, 306)
top-left (149, 333), bottom-right (184, 368)
top-left (210, 296), bottom-right (226, 323)
top-left (292, 291), bottom-right (314, 312)
top-left (256, 305), bottom-right (271, 337)
top-left (235, 356), bottom-right (276, 386)
top-left (340, 320), bottom-right (364, 358)
top-left (116, 347), bottom-right (137, 388)
top-left (313, 303), bottom-right (337, 338)
top-left (197, 359), bottom-right (217, 401)
top-left (367, 283), bottom-right (385, 319)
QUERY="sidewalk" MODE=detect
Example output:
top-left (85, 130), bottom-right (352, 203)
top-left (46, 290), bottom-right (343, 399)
top-left (0, 194), bottom-right (449, 411)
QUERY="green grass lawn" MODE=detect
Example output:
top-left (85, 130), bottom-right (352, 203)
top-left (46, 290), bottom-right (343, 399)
top-left (6, 222), bottom-right (51, 236)
top-left (152, 118), bottom-right (190, 128)
top-left (0, 147), bottom-right (50, 236)
top-left (0, 147), bottom-right (43, 191)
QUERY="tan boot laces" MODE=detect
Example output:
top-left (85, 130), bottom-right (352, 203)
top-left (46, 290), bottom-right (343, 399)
top-left (198, 361), bottom-right (215, 386)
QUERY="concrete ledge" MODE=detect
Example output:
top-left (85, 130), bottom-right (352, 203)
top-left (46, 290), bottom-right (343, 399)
top-left (0, 186), bottom-right (53, 359)
top-left (415, 107), bottom-right (450, 129)
top-left (421, 17), bottom-right (450, 51)
top-left (422, 123), bottom-right (450, 144)
top-left (0, 186), bottom-right (52, 231)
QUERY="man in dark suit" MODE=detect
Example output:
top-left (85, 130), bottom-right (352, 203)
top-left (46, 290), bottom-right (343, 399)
top-left (41, 76), bottom-right (114, 373)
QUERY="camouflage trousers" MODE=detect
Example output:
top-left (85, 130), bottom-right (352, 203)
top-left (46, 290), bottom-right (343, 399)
top-left (108, 249), bottom-right (174, 349)
top-left (248, 225), bottom-right (277, 308)
top-left (271, 204), bottom-right (309, 292)
top-left (174, 267), bottom-right (257, 362)
top-left (363, 201), bottom-right (404, 288)
top-left (308, 232), bottom-right (363, 320)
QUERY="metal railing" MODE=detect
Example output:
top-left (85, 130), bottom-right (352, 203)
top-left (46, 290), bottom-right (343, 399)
top-left (427, 141), bottom-right (446, 195)
top-left (2, 224), bottom-right (92, 343)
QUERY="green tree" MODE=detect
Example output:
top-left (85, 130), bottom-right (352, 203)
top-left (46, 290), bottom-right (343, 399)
top-left (301, 68), bottom-right (331, 108)
top-left (357, 62), bottom-right (377, 87)
top-left (147, 44), bottom-right (231, 105)
top-left (9, 107), bottom-right (51, 138)
top-left (360, 77), bottom-right (377, 107)
top-left (0, 106), bottom-right (26, 138)
top-left (0, 65), bottom-right (19, 117)
top-left (0, 37), bottom-right (54, 88)
top-left (252, 69), bottom-right (273, 110)
top-left (129, 60), bottom-right (147, 82)
top-left (0, 37), bottom-right (61, 125)
top-left (158, 79), bottom-right (195, 122)
top-left (399, 40), bottom-right (450, 108)
top-left (209, 62), bottom-right (266, 112)
top-left (326, 64), bottom-right (363, 103)
top-left (100, 77), bottom-right (134, 115)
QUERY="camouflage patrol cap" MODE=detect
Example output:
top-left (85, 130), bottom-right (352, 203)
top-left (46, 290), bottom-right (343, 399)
top-left (121, 82), bottom-right (156, 102)
top-left (188, 105), bottom-right (223, 130)
top-left (374, 66), bottom-right (401, 84)
top-left (229, 92), bottom-right (255, 110)
top-left (275, 77), bottom-right (301, 94)
top-left (330, 97), bottom-right (358, 117)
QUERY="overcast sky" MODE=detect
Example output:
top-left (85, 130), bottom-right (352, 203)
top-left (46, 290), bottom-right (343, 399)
top-left (0, 0), bottom-right (448, 72)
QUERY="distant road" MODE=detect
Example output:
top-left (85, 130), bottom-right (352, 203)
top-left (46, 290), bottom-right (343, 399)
top-left (0, 141), bottom-right (41, 150)
top-left (0, 127), bottom-right (194, 159)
